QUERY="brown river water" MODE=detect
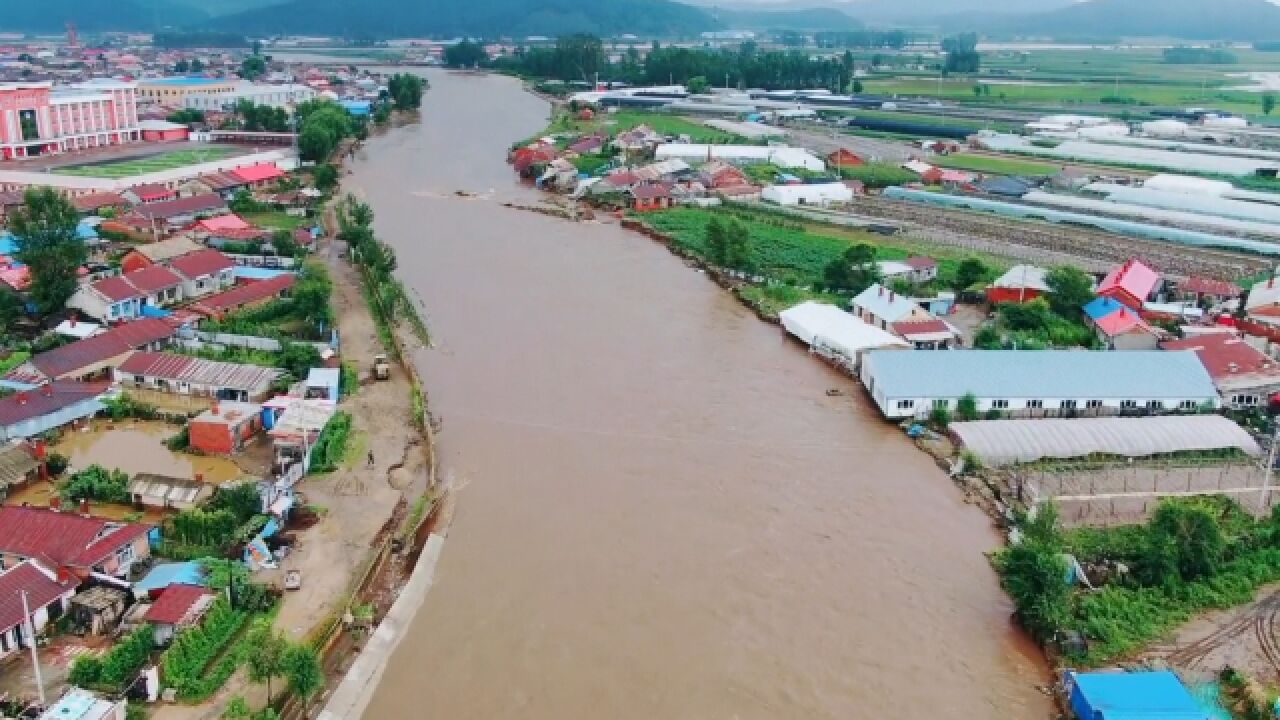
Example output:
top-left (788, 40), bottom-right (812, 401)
top-left (350, 69), bottom-right (1051, 720)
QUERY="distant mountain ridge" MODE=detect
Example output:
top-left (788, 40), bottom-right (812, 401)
top-left (710, 7), bottom-right (863, 31)
top-left (991, 0), bottom-right (1280, 40)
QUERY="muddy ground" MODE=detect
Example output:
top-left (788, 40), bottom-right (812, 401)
top-left (1143, 584), bottom-right (1280, 686)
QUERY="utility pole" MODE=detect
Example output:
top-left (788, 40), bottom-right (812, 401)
top-left (21, 591), bottom-right (46, 707)
top-left (1261, 422), bottom-right (1280, 514)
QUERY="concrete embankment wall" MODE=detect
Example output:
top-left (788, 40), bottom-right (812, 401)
top-left (316, 534), bottom-right (445, 720)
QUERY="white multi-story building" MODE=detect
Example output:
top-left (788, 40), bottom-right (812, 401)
top-left (0, 80), bottom-right (141, 159)
top-left (183, 82), bottom-right (318, 112)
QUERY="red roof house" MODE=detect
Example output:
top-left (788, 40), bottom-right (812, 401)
top-left (169, 249), bottom-right (236, 297)
top-left (195, 214), bottom-right (251, 234)
top-left (1093, 305), bottom-right (1159, 350)
top-left (229, 164), bottom-right (286, 188)
top-left (189, 274), bottom-right (296, 320)
top-left (6, 317), bottom-right (174, 383)
top-left (143, 583), bottom-right (216, 645)
top-left (826, 148), bottom-right (865, 168)
top-left (0, 506), bottom-right (152, 577)
top-left (1180, 276), bottom-right (1242, 302)
top-left (891, 318), bottom-right (959, 349)
top-left (127, 184), bottom-right (177, 204)
top-left (1161, 333), bottom-right (1280, 407)
top-left (0, 561), bottom-right (76, 657)
top-left (71, 192), bottom-right (128, 215)
top-left (629, 183), bottom-right (672, 212)
top-left (0, 381), bottom-right (111, 442)
top-left (1098, 259), bottom-right (1161, 310)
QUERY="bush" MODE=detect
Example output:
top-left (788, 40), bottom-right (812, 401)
top-left (929, 404), bottom-right (951, 428)
top-left (45, 452), bottom-right (69, 476)
top-left (60, 465), bottom-right (131, 504)
top-left (307, 412), bottom-right (352, 474)
top-left (161, 597), bottom-right (250, 699)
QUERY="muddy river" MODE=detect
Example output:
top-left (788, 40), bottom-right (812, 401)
top-left (351, 70), bottom-right (1050, 719)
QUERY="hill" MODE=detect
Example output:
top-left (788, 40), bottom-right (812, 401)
top-left (1, 0), bottom-right (201, 32)
top-left (993, 0), bottom-right (1280, 40)
top-left (214, 0), bottom-right (719, 39)
top-left (711, 7), bottom-right (863, 31)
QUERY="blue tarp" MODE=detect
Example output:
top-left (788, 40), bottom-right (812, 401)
top-left (134, 561), bottom-right (206, 593)
top-left (341, 100), bottom-right (372, 116)
top-left (1066, 670), bottom-right (1203, 720)
top-left (140, 305), bottom-right (172, 318)
top-left (0, 233), bottom-right (14, 255)
top-left (1084, 296), bottom-right (1125, 321)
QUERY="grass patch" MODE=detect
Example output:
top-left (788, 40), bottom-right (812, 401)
top-left (52, 147), bottom-right (236, 178)
top-left (517, 108), bottom-right (744, 148)
top-left (0, 350), bottom-right (30, 376)
top-left (241, 210), bottom-right (306, 232)
top-left (343, 429), bottom-right (369, 470)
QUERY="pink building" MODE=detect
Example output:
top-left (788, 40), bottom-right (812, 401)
top-left (0, 80), bottom-right (141, 160)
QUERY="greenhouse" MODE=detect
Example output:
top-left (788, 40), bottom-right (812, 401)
top-left (980, 134), bottom-right (1276, 176)
top-left (1023, 191), bottom-right (1280, 239)
top-left (779, 301), bottom-right (907, 369)
top-left (1084, 184), bottom-right (1280, 225)
top-left (882, 187), bottom-right (1280, 256)
top-left (1092, 134), bottom-right (1280, 162)
top-left (950, 415), bottom-right (1261, 467)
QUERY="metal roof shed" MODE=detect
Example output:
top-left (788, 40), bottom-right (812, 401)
top-left (779, 302), bottom-right (907, 368)
top-left (950, 416), bottom-right (1259, 467)
top-left (1064, 670), bottom-right (1203, 720)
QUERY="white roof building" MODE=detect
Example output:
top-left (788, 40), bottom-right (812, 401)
top-left (991, 265), bottom-right (1051, 294)
top-left (761, 182), bottom-right (853, 207)
top-left (850, 283), bottom-right (932, 329)
top-left (779, 301), bottom-right (907, 370)
top-left (653, 144), bottom-right (825, 171)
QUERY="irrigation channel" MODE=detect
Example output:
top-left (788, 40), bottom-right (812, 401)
top-left (342, 68), bottom-right (1053, 719)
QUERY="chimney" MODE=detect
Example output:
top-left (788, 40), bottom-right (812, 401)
top-left (211, 401), bottom-right (219, 416)
top-left (79, 498), bottom-right (90, 517)
top-left (16, 393), bottom-right (28, 405)
top-left (49, 496), bottom-right (61, 511)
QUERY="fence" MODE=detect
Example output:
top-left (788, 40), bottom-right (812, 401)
top-left (225, 253), bottom-right (299, 269)
top-left (1014, 461), bottom-right (1280, 526)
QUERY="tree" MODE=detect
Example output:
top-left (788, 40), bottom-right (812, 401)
top-left (822, 243), bottom-right (879, 293)
top-left (174, 59), bottom-right (190, 73)
top-left (852, 79), bottom-right (863, 93)
top-left (443, 41), bottom-right (487, 69)
top-left (1144, 500), bottom-right (1226, 585)
top-left (167, 108), bottom-right (205, 125)
top-left (1000, 532), bottom-right (1070, 643)
top-left (942, 33), bottom-right (981, 73)
top-left (705, 216), bottom-right (729, 267)
top-left (1265, 93), bottom-right (1277, 116)
top-left (298, 124), bottom-right (336, 163)
top-left (222, 696), bottom-right (252, 720)
top-left (686, 76), bottom-right (710, 94)
top-left (387, 74), bottom-right (425, 111)
top-left (191, 58), bottom-right (205, 72)
top-left (313, 163), bottom-right (339, 192)
top-left (240, 55), bottom-right (267, 81)
top-left (0, 287), bottom-right (22, 331)
top-left (956, 392), bottom-right (979, 421)
top-left (282, 643), bottom-right (323, 709)
top-left (246, 620), bottom-right (288, 703)
top-left (10, 187), bottom-right (86, 316)
top-left (724, 219), bottom-right (754, 275)
top-left (952, 257), bottom-right (989, 291)
top-left (973, 324), bottom-right (1002, 350)
top-left (1044, 265), bottom-right (1095, 318)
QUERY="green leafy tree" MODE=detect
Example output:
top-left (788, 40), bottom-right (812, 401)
top-left (956, 392), bottom-right (979, 421)
top-left (686, 75), bottom-right (710, 94)
top-left (246, 619), bottom-right (288, 702)
top-left (0, 287), bottom-right (22, 331)
top-left (10, 187), bottom-right (87, 316)
top-left (167, 108), bottom-right (205, 125)
top-left (852, 79), bottom-right (863, 93)
top-left (313, 164), bottom-right (339, 192)
top-left (999, 536), bottom-right (1070, 643)
top-left (222, 696), bottom-right (252, 720)
top-left (271, 230), bottom-right (299, 258)
top-left (387, 73), bottom-right (425, 111)
top-left (942, 33), bottom-right (981, 73)
top-left (1144, 500), bottom-right (1226, 585)
top-left (822, 243), bottom-right (879, 293)
top-left (282, 643), bottom-right (323, 709)
top-left (291, 262), bottom-right (334, 329)
top-left (705, 216), bottom-right (729, 267)
top-left (191, 58), bottom-right (204, 72)
top-left (240, 55), bottom-right (266, 80)
top-left (174, 59), bottom-right (190, 73)
top-left (952, 257), bottom-right (990, 291)
top-left (443, 41), bottom-right (488, 69)
top-left (724, 219), bottom-right (755, 275)
top-left (1265, 94), bottom-right (1278, 115)
top-left (1044, 265), bottom-right (1095, 318)
top-left (973, 325), bottom-right (1002, 350)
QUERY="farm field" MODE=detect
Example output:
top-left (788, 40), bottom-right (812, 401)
top-left (933, 153), bottom-right (1063, 176)
top-left (52, 147), bottom-right (238, 178)
top-left (519, 109), bottom-right (744, 148)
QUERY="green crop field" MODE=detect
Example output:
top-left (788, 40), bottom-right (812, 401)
top-left (933, 153), bottom-right (1062, 176)
top-left (518, 109), bottom-right (744, 149)
top-left (52, 147), bottom-right (238, 178)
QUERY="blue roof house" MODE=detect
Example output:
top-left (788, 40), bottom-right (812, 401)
top-left (1084, 296), bottom-right (1125, 322)
top-left (1065, 670), bottom-right (1205, 720)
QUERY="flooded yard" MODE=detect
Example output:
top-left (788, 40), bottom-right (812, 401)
top-left (52, 420), bottom-right (251, 484)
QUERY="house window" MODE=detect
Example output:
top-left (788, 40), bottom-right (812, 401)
top-left (1180, 400), bottom-right (1200, 411)
top-left (1026, 400), bottom-right (1044, 410)
top-left (932, 399), bottom-right (949, 409)
top-left (991, 399), bottom-right (1009, 409)
top-left (1060, 400), bottom-right (1077, 410)
top-left (1146, 400), bottom-right (1164, 411)
top-left (1086, 400), bottom-right (1103, 409)
top-left (895, 399), bottom-right (915, 411)
top-left (1232, 394), bottom-right (1259, 407)
top-left (1120, 400), bottom-right (1138, 409)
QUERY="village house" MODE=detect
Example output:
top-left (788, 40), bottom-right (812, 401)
top-left (1161, 333), bottom-right (1280, 409)
top-left (71, 192), bottom-right (128, 215)
top-left (850, 283), bottom-right (933, 330)
top-left (4, 317), bottom-right (174, 384)
top-left (0, 560), bottom-right (76, 660)
top-left (986, 264), bottom-right (1051, 304)
top-left (0, 381), bottom-right (111, 443)
top-left (188, 273), bottom-right (295, 321)
top-left (115, 351), bottom-right (282, 403)
top-left (877, 257), bottom-right (937, 285)
top-left (132, 194), bottom-right (229, 233)
top-left (1084, 297), bottom-right (1161, 351)
top-left (187, 171), bottom-right (249, 197)
top-left (1177, 276), bottom-right (1241, 306)
top-left (36, 689), bottom-right (127, 720)
top-left (1097, 258), bottom-right (1162, 311)
top-left (0, 505), bottom-right (152, 579)
top-left (189, 401), bottom-right (264, 455)
top-left (629, 183), bottom-right (672, 212)
top-left (266, 396), bottom-right (337, 478)
top-left (891, 318), bottom-right (960, 349)
top-left (144, 583), bottom-right (217, 646)
top-left (119, 236), bottom-right (203, 274)
top-left (124, 183), bottom-right (177, 205)
top-left (0, 440), bottom-right (39, 501)
top-left (169, 248), bottom-right (236, 299)
top-left (859, 349), bottom-right (1219, 420)
top-left (826, 148), bottom-right (865, 169)
top-left (67, 264), bottom-right (185, 324)
top-left (127, 473), bottom-right (214, 510)
top-left (761, 182), bottom-right (853, 207)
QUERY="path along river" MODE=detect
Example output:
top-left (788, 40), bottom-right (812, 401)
top-left (349, 69), bottom-right (1051, 719)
